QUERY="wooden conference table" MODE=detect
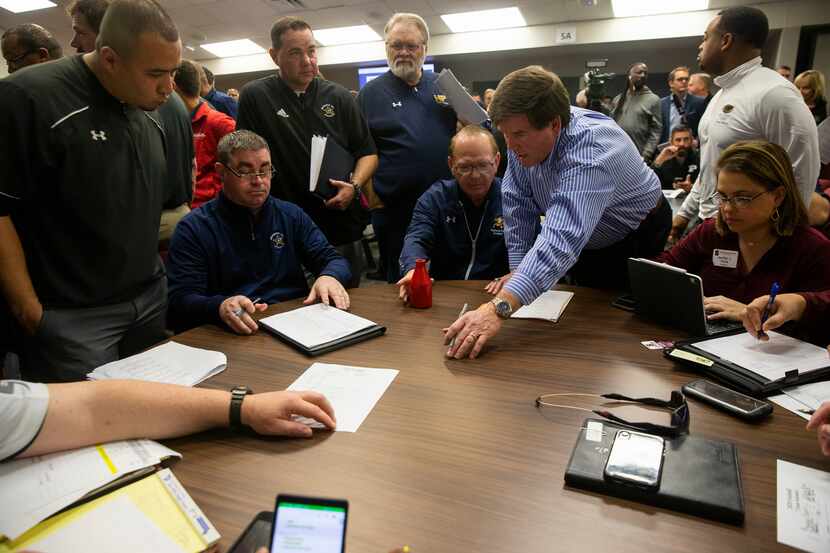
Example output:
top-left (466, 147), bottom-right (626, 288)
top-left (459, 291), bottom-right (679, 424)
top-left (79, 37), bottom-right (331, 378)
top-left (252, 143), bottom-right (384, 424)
top-left (164, 281), bottom-right (828, 553)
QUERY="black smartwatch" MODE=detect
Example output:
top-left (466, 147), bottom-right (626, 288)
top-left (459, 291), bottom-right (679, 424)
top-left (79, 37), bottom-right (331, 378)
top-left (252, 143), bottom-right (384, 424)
top-left (229, 385), bottom-right (253, 431)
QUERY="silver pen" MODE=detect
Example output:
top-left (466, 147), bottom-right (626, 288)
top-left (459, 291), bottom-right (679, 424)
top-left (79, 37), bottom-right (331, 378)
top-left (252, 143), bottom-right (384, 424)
top-left (448, 303), bottom-right (469, 348)
top-left (233, 297), bottom-right (262, 318)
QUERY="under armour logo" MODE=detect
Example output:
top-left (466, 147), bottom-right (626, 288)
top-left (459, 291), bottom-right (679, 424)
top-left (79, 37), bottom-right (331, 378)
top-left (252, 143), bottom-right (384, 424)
top-left (446, 215), bottom-right (456, 224)
top-left (90, 130), bottom-right (107, 141)
top-left (276, 108), bottom-right (289, 118)
top-left (392, 101), bottom-right (402, 108)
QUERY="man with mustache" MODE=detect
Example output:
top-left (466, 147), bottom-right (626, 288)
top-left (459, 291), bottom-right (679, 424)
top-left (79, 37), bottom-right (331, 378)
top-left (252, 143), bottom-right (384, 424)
top-left (357, 13), bottom-right (457, 283)
top-left (0, 0), bottom-right (180, 382)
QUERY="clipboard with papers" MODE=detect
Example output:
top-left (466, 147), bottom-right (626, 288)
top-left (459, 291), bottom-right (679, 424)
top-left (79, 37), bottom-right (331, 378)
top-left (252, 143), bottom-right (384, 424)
top-left (258, 303), bottom-right (386, 356)
top-left (665, 329), bottom-right (830, 396)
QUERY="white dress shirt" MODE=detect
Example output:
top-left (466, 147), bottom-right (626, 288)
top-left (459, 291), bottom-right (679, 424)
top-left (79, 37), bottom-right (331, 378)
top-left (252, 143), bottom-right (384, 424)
top-left (678, 57), bottom-right (819, 221)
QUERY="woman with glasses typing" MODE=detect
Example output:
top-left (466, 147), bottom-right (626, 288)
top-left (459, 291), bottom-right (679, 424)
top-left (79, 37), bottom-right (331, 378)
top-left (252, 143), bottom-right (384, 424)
top-left (655, 140), bottom-right (830, 322)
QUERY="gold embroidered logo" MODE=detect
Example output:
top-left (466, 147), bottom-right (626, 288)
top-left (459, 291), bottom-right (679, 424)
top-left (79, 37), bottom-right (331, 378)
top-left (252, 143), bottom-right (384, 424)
top-left (320, 104), bottom-right (336, 118)
top-left (433, 94), bottom-right (448, 105)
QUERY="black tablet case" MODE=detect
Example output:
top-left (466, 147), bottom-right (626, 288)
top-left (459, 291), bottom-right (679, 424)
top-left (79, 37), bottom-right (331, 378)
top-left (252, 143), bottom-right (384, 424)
top-left (260, 320), bottom-right (386, 356)
top-left (666, 329), bottom-right (830, 397)
top-left (312, 138), bottom-right (355, 200)
top-left (564, 419), bottom-right (745, 525)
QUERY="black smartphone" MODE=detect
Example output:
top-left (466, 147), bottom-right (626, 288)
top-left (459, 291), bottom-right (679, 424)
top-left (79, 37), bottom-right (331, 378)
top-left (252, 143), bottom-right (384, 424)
top-left (682, 379), bottom-right (773, 421)
top-left (270, 495), bottom-right (348, 553)
top-left (229, 511), bottom-right (272, 553)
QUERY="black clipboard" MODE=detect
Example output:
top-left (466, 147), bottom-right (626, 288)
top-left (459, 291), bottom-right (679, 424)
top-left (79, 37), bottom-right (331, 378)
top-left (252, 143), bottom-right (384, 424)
top-left (564, 419), bottom-right (745, 525)
top-left (664, 329), bottom-right (830, 396)
top-left (311, 137), bottom-right (355, 201)
top-left (260, 321), bottom-right (386, 356)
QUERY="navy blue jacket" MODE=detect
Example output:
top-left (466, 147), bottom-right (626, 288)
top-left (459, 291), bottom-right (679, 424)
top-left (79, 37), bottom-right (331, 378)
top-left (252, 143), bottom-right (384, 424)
top-left (399, 179), bottom-right (510, 280)
top-left (167, 192), bottom-right (350, 330)
top-left (659, 93), bottom-right (706, 143)
top-left (357, 71), bottom-right (456, 210)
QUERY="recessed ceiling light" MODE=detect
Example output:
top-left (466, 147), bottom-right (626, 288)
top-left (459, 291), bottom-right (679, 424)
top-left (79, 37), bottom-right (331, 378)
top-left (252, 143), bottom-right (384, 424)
top-left (0, 0), bottom-right (56, 13)
top-left (441, 7), bottom-right (526, 33)
top-left (314, 25), bottom-right (381, 46)
top-left (200, 39), bottom-right (265, 58)
top-left (611, 0), bottom-right (709, 18)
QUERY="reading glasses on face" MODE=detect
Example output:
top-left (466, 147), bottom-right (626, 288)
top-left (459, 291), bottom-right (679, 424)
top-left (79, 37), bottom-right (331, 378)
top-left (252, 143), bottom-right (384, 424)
top-left (221, 163), bottom-right (276, 182)
top-left (454, 162), bottom-right (495, 176)
top-left (386, 41), bottom-right (423, 52)
top-left (715, 190), bottom-right (769, 209)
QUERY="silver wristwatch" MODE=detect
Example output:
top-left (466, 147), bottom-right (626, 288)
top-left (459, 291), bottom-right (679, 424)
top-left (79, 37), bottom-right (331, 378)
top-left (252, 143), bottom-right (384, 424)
top-left (490, 297), bottom-right (513, 319)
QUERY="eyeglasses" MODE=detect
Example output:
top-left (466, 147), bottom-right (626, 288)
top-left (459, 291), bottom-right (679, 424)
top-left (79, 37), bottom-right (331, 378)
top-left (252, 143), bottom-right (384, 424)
top-left (386, 41), bottom-right (423, 52)
top-left (535, 390), bottom-right (690, 437)
top-left (453, 161), bottom-right (495, 176)
top-left (715, 190), bottom-right (769, 209)
top-left (221, 163), bottom-right (275, 182)
top-left (5, 50), bottom-right (35, 70)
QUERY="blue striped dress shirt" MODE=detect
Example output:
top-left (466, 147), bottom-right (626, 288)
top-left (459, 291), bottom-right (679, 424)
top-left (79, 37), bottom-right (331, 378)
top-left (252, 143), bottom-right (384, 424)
top-left (503, 107), bottom-right (661, 306)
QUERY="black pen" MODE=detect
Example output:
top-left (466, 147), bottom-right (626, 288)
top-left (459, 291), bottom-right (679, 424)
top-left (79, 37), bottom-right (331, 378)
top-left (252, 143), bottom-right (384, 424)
top-left (233, 297), bottom-right (262, 318)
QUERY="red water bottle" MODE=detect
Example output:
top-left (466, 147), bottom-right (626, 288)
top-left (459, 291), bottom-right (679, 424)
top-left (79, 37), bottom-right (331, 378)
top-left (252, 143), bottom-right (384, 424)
top-left (409, 259), bottom-right (432, 308)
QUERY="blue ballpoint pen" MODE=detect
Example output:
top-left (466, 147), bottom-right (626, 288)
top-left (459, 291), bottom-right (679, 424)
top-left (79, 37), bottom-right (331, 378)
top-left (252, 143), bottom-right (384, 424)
top-left (757, 282), bottom-right (780, 339)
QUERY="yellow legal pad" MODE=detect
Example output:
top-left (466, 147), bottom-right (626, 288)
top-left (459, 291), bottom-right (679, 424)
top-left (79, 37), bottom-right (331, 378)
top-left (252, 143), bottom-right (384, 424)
top-left (0, 468), bottom-right (219, 553)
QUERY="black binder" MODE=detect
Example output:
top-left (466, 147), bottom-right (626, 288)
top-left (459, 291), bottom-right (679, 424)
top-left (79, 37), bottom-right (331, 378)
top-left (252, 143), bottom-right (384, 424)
top-left (564, 419), bottom-right (745, 525)
top-left (311, 138), bottom-right (355, 200)
top-left (260, 321), bottom-right (386, 356)
top-left (665, 329), bottom-right (830, 396)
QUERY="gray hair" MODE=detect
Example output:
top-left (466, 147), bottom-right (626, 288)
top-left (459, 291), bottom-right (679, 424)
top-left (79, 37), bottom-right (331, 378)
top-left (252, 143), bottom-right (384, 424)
top-left (217, 130), bottom-right (270, 165)
top-left (384, 13), bottom-right (429, 46)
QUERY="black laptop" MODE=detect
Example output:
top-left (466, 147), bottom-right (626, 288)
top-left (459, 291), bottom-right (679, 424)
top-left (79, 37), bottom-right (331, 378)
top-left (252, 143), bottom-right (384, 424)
top-left (627, 258), bottom-right (743, 337)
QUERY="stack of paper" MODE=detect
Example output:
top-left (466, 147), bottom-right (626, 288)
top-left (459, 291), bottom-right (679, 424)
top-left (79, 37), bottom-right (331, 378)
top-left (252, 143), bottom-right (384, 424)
top-left (0, 440), bottom-right (180, 542)
top-left (287, 363), bottom-right (398, 432)
top-left (1, 469), bottom-right (219, 553)
top-left (777, 460), bottom-right (830, 553)
top-left (511, 290), bottom-right (574, 323)
top-left (87, 341), bottom-right (226, 386)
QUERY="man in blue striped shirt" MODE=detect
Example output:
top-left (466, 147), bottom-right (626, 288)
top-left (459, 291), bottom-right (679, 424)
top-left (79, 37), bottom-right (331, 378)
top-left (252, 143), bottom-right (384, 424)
top-left (445, 65), bottom-right (669, 359)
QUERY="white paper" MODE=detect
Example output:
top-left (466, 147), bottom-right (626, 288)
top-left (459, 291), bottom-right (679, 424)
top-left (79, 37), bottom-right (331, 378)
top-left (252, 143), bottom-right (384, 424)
top-left (24, 494), bottom-right (184, 553)
top-left (784, 381), bottom-right (830, 414)
top-left (287, 363), bottom-right (398, 432)
top-left (435, 69), bottom-right (489, 125)
top-left (512, 290), bottom-right (574, 322)
top-left (0, 440), bottom-right (179, 540)
top-left (309, 134), bottom-right (326, 193)
top-left (86, 341), bottom-right (226, 387)
top-left (695, 331), bottom-right (830, 381)
top-left (662, 188), bottom-right (684, 199)
top-left (769, 394), bottom-right (813, 421)
top-left (260, 303), bottom-right (377, 349)
top-left (777, 460), bottom-right (830, 552)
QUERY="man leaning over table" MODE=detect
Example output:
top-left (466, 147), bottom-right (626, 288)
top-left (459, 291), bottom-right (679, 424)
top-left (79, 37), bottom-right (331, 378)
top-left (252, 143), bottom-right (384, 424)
top-left (444, 65), bottom-right (669, 359)
top-left (166, 130), bottom-right (351, 335)
top-left (397, 125), bottom-right (513, 303)
top-left (0, 379), bottom-right (336, 462)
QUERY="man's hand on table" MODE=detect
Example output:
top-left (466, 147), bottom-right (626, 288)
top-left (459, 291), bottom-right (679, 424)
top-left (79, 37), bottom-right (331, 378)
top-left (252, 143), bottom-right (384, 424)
top-left (443, 302), bottom-right (502, 359)
top-left (219, 295), bottom-right (268, 335)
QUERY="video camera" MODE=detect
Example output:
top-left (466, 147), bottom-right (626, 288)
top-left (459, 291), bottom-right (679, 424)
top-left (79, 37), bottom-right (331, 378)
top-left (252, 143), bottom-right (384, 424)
top-left (584, 59), bottom-right (615, 115)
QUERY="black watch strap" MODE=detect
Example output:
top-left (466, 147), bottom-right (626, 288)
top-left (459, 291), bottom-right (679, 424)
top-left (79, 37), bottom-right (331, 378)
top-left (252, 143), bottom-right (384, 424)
top-left (229, 385), bottom-right (253, 431)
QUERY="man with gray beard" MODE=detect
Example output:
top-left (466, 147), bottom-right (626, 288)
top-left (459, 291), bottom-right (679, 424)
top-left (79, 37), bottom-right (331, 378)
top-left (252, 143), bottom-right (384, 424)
top-left (357, 13), bottom-right (457, 282)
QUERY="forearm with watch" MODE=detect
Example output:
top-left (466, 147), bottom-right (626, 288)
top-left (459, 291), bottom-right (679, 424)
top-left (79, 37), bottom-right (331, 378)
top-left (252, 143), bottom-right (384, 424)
top-left (485, 289), bottom-right (522, 319)
top-left (0, 216), bottom-right (43, 335)
top-left (349, 154), bottom-right (378, 196)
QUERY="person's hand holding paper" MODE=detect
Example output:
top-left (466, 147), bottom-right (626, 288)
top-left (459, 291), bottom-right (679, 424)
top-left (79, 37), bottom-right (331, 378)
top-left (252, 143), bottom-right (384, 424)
top-left (243, 390), bottom-right (336, 437)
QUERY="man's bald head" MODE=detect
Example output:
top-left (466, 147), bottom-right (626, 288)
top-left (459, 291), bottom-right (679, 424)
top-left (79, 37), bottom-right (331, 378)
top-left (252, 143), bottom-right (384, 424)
top-left (96, 0), bottom-right (178, 58)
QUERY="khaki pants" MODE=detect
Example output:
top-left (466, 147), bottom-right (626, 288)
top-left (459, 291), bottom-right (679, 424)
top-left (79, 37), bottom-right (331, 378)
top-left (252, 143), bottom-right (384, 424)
top-left (158, 203), bottom-right (191, 243)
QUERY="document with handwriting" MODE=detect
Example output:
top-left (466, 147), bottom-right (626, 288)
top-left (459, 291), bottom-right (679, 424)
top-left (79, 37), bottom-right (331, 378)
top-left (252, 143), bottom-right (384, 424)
top-left (778, 460), bottom-right (830, 552)
top-left (287, 363), bottom-right (398, 432)
top-left (259, 303), bottom-right (377, 349)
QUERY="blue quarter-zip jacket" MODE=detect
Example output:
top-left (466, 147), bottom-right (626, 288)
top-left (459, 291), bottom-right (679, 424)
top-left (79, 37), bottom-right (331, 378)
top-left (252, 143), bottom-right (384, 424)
top-left (167, 192), bottom-right (351, 330)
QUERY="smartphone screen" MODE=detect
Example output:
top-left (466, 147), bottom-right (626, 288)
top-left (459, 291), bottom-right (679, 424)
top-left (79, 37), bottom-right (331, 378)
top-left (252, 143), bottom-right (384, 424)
top-left (270, 496), bottom-right (347, 553)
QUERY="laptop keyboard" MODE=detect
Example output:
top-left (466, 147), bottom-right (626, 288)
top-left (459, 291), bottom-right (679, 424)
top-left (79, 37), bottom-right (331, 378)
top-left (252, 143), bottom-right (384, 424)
top-left (705, 318), bottom-right (743, 335)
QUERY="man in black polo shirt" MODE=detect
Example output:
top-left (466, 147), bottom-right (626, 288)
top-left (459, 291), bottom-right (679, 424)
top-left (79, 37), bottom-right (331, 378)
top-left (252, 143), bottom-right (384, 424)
top-left (237, 16), bottom-right (378, 288)
top-left (0, 0), bottom-right (180, 382)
